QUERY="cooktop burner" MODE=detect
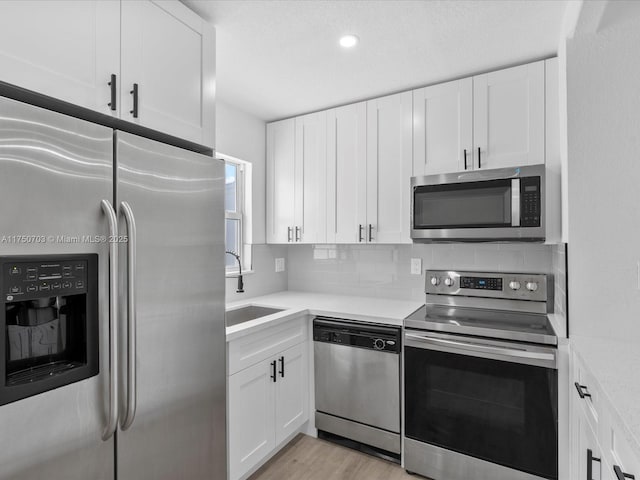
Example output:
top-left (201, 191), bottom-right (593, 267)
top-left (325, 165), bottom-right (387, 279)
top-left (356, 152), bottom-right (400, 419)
top-left (405, 305), bottom-right (557, 345)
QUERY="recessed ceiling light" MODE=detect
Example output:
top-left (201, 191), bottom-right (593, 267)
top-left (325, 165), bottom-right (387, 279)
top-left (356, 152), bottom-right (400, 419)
top-left (339, 34), bottom-right (359, 48)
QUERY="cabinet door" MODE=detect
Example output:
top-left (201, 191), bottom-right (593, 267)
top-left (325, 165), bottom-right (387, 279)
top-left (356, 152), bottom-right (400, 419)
top-left (121, 1), bottom-right (215, 146)
top-left (295, 111), bottom-right (327, 244)
top-left (274, 343), bottom-right (309, 446)
top-left (228, 361), bottom-right (276, 480)
top-left (266, 118), bottom-right (296, 243)
top-left (573, 404), bottom-right (602, 480)
top-left (0, 1), bottom-right (119, 115)
top-left (366, 92), bottom-right (413, 244)
top-left (473, 61), bottom-right (545, 169)
top-left (413, 78), bottom-right (473, 176)
top-left (326, 102), bottom-right (367, 243)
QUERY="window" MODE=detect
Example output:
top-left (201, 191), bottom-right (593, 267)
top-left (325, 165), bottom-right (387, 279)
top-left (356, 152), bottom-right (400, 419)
top-left (222, 154), bottom-right (252, 274)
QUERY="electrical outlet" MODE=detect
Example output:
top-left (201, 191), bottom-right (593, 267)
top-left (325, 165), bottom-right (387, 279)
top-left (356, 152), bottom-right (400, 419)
top-left (275, 258), bottom-right (285, 273)
top-left (411, 258), bottom-right (422, 275)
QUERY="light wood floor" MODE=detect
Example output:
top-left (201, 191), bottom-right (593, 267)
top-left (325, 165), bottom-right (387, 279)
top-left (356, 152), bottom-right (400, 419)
top-left (249, 434), bottom-right (416, 480)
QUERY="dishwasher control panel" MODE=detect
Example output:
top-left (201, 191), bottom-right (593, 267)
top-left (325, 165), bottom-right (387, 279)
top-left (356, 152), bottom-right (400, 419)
top-left (313, 317), bottom-right (401, 353)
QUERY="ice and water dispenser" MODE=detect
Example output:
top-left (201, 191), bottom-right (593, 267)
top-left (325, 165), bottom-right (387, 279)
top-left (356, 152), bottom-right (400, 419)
top-left (0, 255), bottom-right (99, 405)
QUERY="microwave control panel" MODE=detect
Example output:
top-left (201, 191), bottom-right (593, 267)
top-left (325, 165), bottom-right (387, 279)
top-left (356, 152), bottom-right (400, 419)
top-left (520, 177), bottom-right (541, 227)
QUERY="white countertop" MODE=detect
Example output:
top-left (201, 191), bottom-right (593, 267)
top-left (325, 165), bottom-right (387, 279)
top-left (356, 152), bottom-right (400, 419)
top-left (226, 291), bottom-right (423, 341)
top-left (571, 335), bottom-right (640, 453)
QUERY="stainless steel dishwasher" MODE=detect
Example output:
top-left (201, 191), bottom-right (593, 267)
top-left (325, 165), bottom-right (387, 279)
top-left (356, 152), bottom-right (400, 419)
top-left (313, 317), bottom-right (401, 460)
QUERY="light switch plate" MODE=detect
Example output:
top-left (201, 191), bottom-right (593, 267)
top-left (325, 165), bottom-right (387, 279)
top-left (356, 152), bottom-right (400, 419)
top-left (275, 258), bottom-right (285, 273)
top-left (411, 258), bottom-right (422, 275)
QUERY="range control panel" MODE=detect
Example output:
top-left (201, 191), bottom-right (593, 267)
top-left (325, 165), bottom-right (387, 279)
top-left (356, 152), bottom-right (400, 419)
top-left (425, 270), bottom-right (550, 302)
top-left (2, 256), bottom-right (90, 301)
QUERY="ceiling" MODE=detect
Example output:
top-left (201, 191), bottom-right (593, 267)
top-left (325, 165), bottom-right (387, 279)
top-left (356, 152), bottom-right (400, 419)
top-left (183, 0), bottom-right (570, 122)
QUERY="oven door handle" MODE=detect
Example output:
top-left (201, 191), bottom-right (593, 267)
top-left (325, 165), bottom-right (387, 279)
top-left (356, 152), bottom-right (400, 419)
top-left (404, 332), bottom-right (557, 368)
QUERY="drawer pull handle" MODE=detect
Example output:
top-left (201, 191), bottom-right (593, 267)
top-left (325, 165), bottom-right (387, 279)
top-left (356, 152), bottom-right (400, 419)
top-left (614, 465), bottom-right (636, 480)
top-left (270, 360), bottom-right (277, 382)
top-left (575, 382), bottom-right (592, 399)
top-left (358, 224), bottom-right (364, 243)
top-left (587, 449), bottom-right (601, 480)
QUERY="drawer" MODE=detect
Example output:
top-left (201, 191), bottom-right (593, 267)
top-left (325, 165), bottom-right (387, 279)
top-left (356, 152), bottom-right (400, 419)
top-left (601, 408), bottom-right (640, 480)
top-left (228, 316), bottom-right (308, 375)
top-left (572, 350), bottom-right (602, 433)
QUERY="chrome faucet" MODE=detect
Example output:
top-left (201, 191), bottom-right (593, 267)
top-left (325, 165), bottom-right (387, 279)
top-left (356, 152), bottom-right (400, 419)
top-left (225, 251), bottom-right (244, 293)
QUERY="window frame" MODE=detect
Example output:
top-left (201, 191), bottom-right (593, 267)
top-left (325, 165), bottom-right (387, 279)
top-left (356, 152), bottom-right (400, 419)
top-left (220, 153), bottom-right (251, 275)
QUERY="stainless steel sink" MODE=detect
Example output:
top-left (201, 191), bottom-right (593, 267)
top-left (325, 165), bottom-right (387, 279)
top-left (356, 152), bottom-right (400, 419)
top-left (225, 306), bottom-right (284, 327)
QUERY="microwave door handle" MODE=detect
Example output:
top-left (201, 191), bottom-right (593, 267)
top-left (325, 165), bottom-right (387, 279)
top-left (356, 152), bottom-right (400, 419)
top-left (511, 178), bottom-right (521, 227)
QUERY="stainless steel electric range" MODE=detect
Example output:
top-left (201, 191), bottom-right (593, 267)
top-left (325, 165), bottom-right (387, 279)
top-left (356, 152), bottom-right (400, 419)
top-left (403, 270), bottom-right (558, 480)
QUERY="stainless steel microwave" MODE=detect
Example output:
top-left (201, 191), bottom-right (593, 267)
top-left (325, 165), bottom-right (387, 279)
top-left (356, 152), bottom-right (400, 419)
top-left (411, 165), bottom-right (547, 242)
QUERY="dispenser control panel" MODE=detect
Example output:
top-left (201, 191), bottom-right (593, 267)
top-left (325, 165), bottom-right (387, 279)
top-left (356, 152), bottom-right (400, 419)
top-left (2, 257), bottom-right (89, 301)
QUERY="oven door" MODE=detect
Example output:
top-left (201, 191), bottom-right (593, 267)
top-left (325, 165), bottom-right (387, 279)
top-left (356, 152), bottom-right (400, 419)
top-left (404, 330), bottom-right (558, 480)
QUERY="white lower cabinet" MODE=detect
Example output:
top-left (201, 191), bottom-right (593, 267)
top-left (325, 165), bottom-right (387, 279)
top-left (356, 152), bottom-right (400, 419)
top-left (570, 349), bottom-right (640, 480)
top-left (228, 360), bottom-right (276, 480)
top-left (228, 319), bottom-right (309, 480)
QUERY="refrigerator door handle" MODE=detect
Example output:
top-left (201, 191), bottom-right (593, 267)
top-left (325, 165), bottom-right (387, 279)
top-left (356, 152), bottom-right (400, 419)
top-left (101, 199), bottom-right (119, 440)
top-left (119, 201), bottom-right (137, 431)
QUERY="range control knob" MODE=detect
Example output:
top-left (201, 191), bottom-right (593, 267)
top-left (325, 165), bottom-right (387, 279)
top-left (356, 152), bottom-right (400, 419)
top-left (509, 281), bottom-right (521, 291)
top-left (526, 282), bottom-right (539, 292)
top-left (430, 276), bottom-right (440, 286)
top-left (373, 339), bottom-right (385, 350)
top-left (444, 277), bottom-right (454, 287)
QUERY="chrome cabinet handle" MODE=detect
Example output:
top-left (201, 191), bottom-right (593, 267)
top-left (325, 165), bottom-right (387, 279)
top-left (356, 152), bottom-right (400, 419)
top-left (100, 199), bottom-right (119, 441)
top-left (295, 226), bottom-right (301, 242)
top-left (287, 226), bottom-right (293, 242)
top-left (368, 224), bottom-right (373, 242)
top-left (614, 465), bottom-right (635, 479)
top-left (119, 202), bottom-right (137, 431)
top-left (358, 224), bottom-right (364, 242)
top-left (575, 382), bottom-right (592, 399)
top-left (587, 449), bottom-right (601, 480)
top-left (405, 333), bottom-right (556, 363)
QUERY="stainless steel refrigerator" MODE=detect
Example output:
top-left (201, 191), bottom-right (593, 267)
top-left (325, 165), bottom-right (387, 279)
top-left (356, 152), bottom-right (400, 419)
top-left (0, 96), bottom-right (226, 480)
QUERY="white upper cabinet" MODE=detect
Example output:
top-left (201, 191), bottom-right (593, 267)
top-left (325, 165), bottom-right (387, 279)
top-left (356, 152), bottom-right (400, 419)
top-left (326, 102), bottom-right (368, 244)
top-left (0, 1), bottom-right (120, 115)
top-left (473, 61), bottom-right (545, 169)
top-left (295, 111), bottom-right (327, 244)
top-left (0, 1), bottom-right (214, 147)
top-left (413, 78), bottom-right (473, 176)
top-left (121, 1), bottom-right (215, 146)
top-left (266, 118), bottom-right (296, 244)
top-left (366, 92), bottom-right (413, 244)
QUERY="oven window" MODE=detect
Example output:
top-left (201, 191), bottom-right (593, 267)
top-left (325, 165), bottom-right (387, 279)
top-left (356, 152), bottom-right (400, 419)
top-left (413, 179), bottom-right (512, 229)
top-left (405, 346), bottom-right (558, 479)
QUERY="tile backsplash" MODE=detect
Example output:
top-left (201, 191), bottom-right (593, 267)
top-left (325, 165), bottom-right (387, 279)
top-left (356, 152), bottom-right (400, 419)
top-left (288, 243), bottom-right (557, 302)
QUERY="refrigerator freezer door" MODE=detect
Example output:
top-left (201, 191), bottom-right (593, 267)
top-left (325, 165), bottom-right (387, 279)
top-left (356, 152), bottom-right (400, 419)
top-left (0, 97), bottom-right (114, 479)
top-left (115, 131), bottom-right (226, 480)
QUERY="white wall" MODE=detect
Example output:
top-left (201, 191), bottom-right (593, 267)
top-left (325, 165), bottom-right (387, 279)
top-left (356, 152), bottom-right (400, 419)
top-left (566, 9), bottom-right (640, 340)
top-left (216, 100), bottom-right (288, 302)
